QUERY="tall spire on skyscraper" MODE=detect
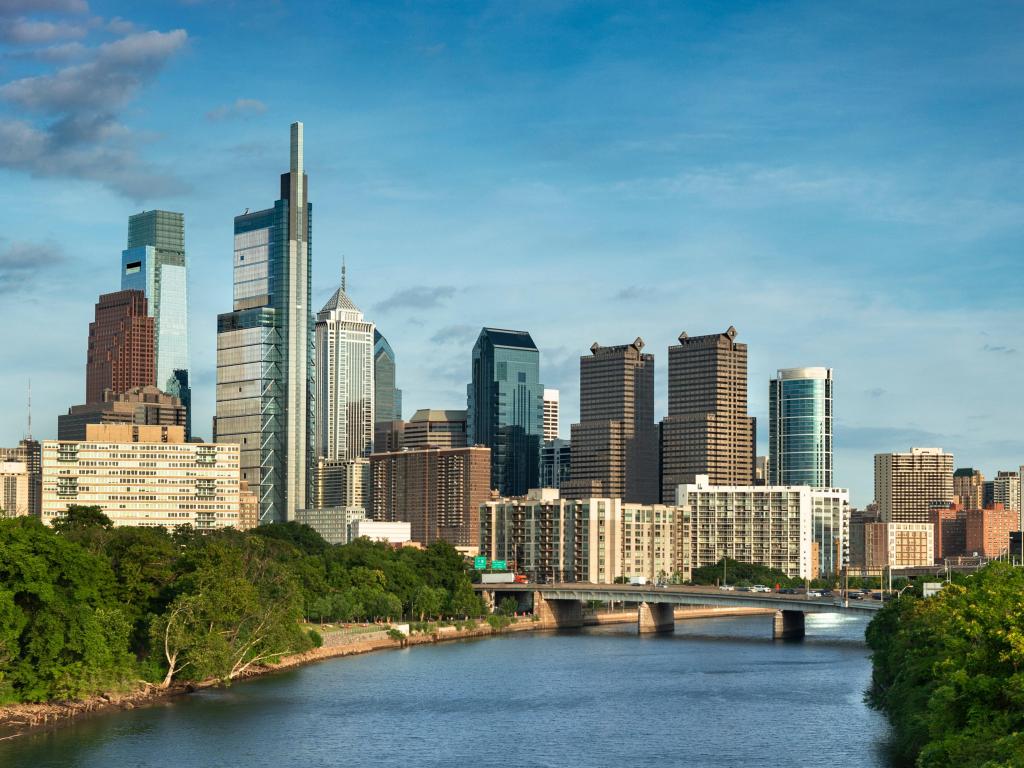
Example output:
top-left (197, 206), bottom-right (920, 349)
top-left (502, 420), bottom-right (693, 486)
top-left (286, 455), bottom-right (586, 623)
top-left (341, 255), bottom-right (347, 293)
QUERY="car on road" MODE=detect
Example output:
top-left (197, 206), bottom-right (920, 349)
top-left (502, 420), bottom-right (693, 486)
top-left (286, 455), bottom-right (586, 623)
top-left (807, 590), bottom-right (823, 597)
top-left (719, 584), bottom-right (736, 591)
top-left (751, 584), bottom-right (771, 593)
top-left (778, 588), bottom-right (797, 595)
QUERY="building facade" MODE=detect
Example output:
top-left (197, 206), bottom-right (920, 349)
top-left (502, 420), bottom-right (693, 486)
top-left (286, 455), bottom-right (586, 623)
top-left (370, 446), bottom-right (491, 547)
top-left (539, 438), bottom-right (571, 490)
top-left (373, 329), bottom-right (402, 425)
top-left (314, 268), bottom-right (374, 462)
top-left (769, 367), bottom-right (833, 488)
top-left (41, 424), bottom-right (242, 530)
top-left (59, 386), bottom-right (186, 441)
top-left (120, 210), bottom-right (190, 411)
top-left (215, 122), bottom-right (313, 524)
top-left (565, 338), bottom-right (658, 503)
top-left (311, 457), bottom-right (370, 510)
top-left (295, 506), bottom-right (368, 545)
top-left (874, 447), bottom-right (954, 524)
top-left (543, 388), bottom-right (560, 442)
top-left (952, 467), bottom-right (985, 511)
top-left (929, 502), bottom-right (966, 561)
top-left (965, 504), bottom-right (1016, 557)
top-left (0, 461), bottom-right (30, 517)
top-left (86, 290), bottom-right (155, 404)
top-left (0, 438), bottom-right (41, 518)
top-left (660, 327), bottom-right (756, 502)
top-left (467, 328), bottom-right (543, 496)
top-left (992, 471), bottom-right (1021, 526)
top-left (864, 522), bottom-right (935, 571)
top-left (404, 409), bottom-right (468, 449)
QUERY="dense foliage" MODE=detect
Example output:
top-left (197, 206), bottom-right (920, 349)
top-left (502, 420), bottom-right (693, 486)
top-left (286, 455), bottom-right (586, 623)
top-left (866, 563), bottom-right (1024, 767)
top-left (0, 513), bottom-right (485, 704)
top-left (689, 557), bottom-right (801, 588)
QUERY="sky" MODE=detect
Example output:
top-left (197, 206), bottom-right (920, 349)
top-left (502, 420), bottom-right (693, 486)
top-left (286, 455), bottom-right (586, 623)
top-left (0, 0), bottom-right (1022, 506)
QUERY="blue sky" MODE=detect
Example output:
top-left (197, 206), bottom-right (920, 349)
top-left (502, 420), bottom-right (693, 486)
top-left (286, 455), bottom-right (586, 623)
top-left (1, 0), bottom-right (1022, 505)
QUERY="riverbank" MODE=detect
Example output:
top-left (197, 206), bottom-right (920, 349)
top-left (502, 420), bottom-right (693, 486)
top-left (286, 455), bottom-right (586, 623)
top-left (0, 605), bottom-right (772, 740)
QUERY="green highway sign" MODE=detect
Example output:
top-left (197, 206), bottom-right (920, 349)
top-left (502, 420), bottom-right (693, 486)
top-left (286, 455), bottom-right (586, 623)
top-left (491, 560), bottom-right (507, 570)
top-left (473, 556), bottom-right (487, 570)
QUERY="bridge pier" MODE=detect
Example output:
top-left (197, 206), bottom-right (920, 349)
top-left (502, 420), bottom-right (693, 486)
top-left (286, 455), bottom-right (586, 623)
top-left (638, 602), bottom-right (675, 634)
top-left (773, 610), bottom-right (805, 640)
top-left (533, 592), bottom-right (583, 629)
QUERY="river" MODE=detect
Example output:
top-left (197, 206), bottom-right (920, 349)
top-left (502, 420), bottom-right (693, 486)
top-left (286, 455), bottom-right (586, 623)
top-left (1, 613), bottom-right (891, 768)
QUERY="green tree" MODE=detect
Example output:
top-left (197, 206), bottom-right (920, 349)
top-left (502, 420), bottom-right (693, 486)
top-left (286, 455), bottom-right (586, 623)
top-left (413, 585), bottom-right (445, 621)
top-left (51, 504), bottom-right (113, 535)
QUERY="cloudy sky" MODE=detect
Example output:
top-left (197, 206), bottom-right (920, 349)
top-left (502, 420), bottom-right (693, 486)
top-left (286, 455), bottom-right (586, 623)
top-left (1, 0), bottom-right (1022, 505)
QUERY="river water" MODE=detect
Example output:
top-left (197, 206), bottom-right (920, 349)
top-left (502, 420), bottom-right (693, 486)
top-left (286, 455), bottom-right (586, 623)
top-left (1, 613), bottom-right (892, 768)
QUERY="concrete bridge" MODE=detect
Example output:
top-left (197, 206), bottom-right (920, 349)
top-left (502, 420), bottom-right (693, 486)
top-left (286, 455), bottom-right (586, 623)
top-left (475, 583), bottom-right (883, 640)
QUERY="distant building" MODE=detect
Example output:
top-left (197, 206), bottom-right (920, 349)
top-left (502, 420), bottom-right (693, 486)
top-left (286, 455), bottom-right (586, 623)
top-left (86, 290), bottom-right (155, 404)
top-left (311, 457), bottom-right (370, 510)
top-left (0, 461), bottom-right (30, 517)
top-left (965, 504), bottom-right (1016, 558)
top-left (350, 519), bottom-right (411, 545)
top-left (992, 471), bottom-right (1021, 526)
top-left (769, 367), bottom-right (833, 488)
top-left (0, 438), bottom-right (41, 518)
top-left (166, 369), bottom-right (192, 441)
top-left (58, 386), bottom-right (186, 441)
top-left (539, 438), bottom-right (571, 490)
top-left (295, 506), bottom-right (368, 545)
top-left (315, 265), bottom-right (375, 462)
top-left (952, 467), bottom-right (985, 511)
top-left (874, 448), bottom-right (953, 524)
top-left (374, 420), bottom-right (405, 453)
top-left (542, 388), bottom-right (560, 442)
top-left (404, 409), bottom-right (468, 449)
top-left (564, 338), bottom-right (657, 503)
top-left (660, 327), bottom-right (755, 502)
top-left (864, 522), bottom-right (935, 571)
top-left (121, 210), bottom-right (190, 416)
top-left (754, 455), bottom-right (768, 485)
top-left (215, 122), bottom-right (313, 524)
top-left (371, 446), bottom-right (491, 547)
top-left (41, 424), bottom-right (242, 530)
top-left (373, 329), bottom-right (402, 424)
top-left (238, 480), bottom-right (259, 531)
top-left (467, 328), bottom-right (543, 496)
top-left (848, 506), bottom-right (883, 573)
top-left (929, 502), bottom-right (966, 561)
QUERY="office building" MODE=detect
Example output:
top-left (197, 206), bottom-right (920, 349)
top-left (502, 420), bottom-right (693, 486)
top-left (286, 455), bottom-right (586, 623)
top-left (41, 424), bottom-right (242, 530)
top-left (480, 490), bottom-right (689, 584)
top-left (121, 210), bottom-right (190, 415)
top-left (374, 420), bottom-right (405, 453)
top-left (373, 329), bottom-right (402, 424)
top-left (992, 471), bottom-right (1021, 526)
top-left (754, 455), bottom-right (768, 485)
top-left (539, 438), bottom-right (571, 490)
top-left (295, 506), bottom-right (368, 545)
top-left (874, 448), bottom-right (953, 523)
top-left (565, 339), bottom-right (657, 503)
top-left (467, 328), bottom-right (543, 496)
top-left (166, 369), bottom-right (192, 441)
top-left (676, 476), bottom-right (848, 580)
top-left (953, 468), bottom-right (985, 511)
top-left (0, 438), bottom-right (41, 518)
top-left (311, 457), bottom-right (370, 510)
top-left (404, 409), bottom-right (468, 449)
top-left (864, 522), bottom-right (935, 571)
top-left (929, 502), bottom-right (966, 561)
top-left (848, 506), bottom-right (882, 573)
top-left (215, 122), bottom-right (313, 524)
top-left (58, 386), bottom-right (187, 441)
top-left (371, 446), bottom-right (491, 547)
top-left (965, 504), bottom-right (1017, 558)
top-left (350, 519), bottom-right (411, 545)
top-left (0, 461), bottom-right (30, 517)
top-left (660, 327), bottom-right (756, 503)
top-left (769, 367), bottom-right (833, 488)
top-left (86, 290), bottom-right (155, 404)
top-left (314, 265), bottom-right (375, 462)
top-left (543, 388), bottom-right (560, 442)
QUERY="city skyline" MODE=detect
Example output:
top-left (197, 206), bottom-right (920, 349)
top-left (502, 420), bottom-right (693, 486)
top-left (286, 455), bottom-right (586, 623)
top-left (1, 2), bottom-right (1023, 507)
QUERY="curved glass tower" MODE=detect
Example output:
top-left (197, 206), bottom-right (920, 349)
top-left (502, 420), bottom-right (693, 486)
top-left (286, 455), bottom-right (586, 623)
top-left (769, 367), bottom-right (833, 488)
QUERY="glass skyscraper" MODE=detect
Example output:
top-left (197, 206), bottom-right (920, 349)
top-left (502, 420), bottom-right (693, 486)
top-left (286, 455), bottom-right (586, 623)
top-left (467, 327), bottom-right (544, 496)
top-left (215, 122), bottom-right (313, 523)
top-left (769, 367), bottom-right (833, 488)
top-left (373, 329), bottom-right (402, 424)
top-left (120, 210), bottom-right (190, 411)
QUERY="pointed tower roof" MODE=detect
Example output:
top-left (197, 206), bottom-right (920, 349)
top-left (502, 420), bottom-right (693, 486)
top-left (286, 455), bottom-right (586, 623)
top-left (320, 257), bottom-right (362, 314)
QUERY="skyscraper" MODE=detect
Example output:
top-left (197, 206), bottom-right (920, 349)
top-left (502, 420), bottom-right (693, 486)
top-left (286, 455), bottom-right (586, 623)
top-left (121, 210), bottom-right (190, 402)
top-left (314, 265), bottom-right (374, 461)
top-left (543, 388), bottom-right (560, 442)
top-left (565, 338), bottom-right (658, 503)
top-left (659, 326), bottom-right (755, 502)
top-left (86, 290), bottom-right (155, 403)
top-left (467, 327), bottom-right (544, 496)
top-left (952, 467), bottom-right (985, 510)
top-left (215, 122), bottom-right (313, 524)
top-left (768, 367), bottom-right (833, 488)
top-left (874, 447), bottom-right (953, 523)
top-left (373, 329), bottom-right (402, 425)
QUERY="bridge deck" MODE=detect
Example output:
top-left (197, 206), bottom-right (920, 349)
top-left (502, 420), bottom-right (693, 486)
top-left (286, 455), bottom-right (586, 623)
top-left (474, 583), bottom-right (883, 614)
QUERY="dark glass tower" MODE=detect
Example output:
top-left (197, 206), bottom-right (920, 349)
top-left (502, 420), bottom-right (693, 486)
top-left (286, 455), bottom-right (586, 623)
top-left (373, 329), bottom-right (402, 424)
top-left (467, 327), bottom-right (543, 496)
top-left (215, 122), bottom-right (313, 523)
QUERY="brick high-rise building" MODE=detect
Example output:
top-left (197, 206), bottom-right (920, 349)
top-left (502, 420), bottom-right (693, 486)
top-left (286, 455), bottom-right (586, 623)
top-left (952, 467), bottom-right (985, 511)
top-left (874, 447), bottom-right (953, 524)
top-left (965, 503), bottom-right (1017, 558)
top-left (659, 326), bottom-right (755, 502)
top-left (928, 502), bottom-right (966, 561)
top-left (86, 290), bottom-right (155, 404)
top-left (404, 409), bottom-right (468, 449)
top-left (370, 446), bottom-right (491, 548)
top-left (565, 338), bottom-right (657, 503)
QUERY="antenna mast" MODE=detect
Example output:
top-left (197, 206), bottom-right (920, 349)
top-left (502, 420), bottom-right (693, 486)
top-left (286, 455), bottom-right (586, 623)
top-left (341, 255), bottom-right (347, 293)
top-left (26, 378), bottom-right (32, 439)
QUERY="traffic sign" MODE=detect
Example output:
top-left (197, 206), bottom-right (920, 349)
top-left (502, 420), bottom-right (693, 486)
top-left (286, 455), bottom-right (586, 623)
top-left (491, 559), bottom-right (507, 570)
top-left (473, 556), bottom-right (487, 570)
